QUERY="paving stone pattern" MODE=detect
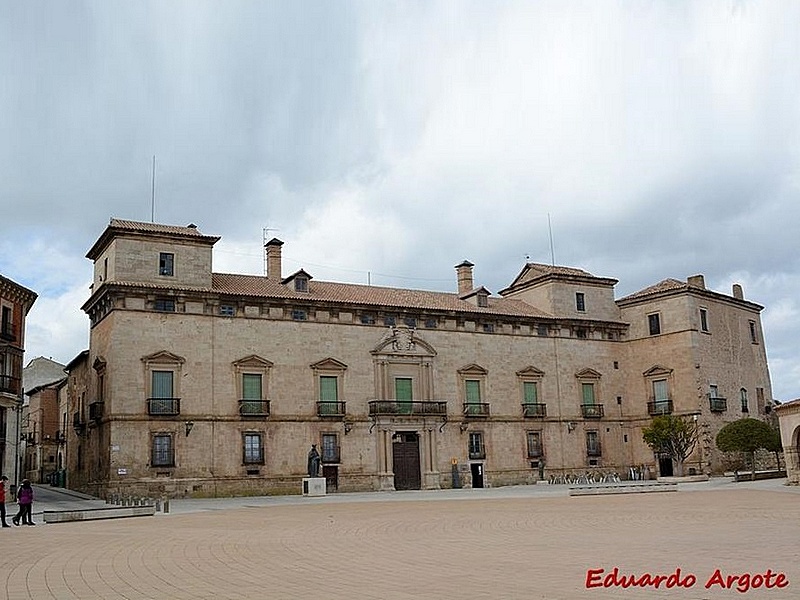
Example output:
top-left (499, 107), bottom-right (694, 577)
top-left (2, 486), bottom-right (799, 600)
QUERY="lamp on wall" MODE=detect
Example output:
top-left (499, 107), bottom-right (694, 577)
top-left (567, 422), bottom-right (577, 433)
top-left (459, 421), bottom-right (469, 433)
top-left (343, 420), bottom-right (353, 435)
top-left (184, 421), bottom-right (194, 437)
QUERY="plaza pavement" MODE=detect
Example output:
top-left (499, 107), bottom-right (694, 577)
top-left (1, 478), bottom-right (798, 600)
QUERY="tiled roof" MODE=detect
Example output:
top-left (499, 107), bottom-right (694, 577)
top-left (502, 262), bottom-right (617, 294)
top-left (212, 273), bottom-right (553, 318)
top-left (109, 219), bottom-right (209, 237)
top-left (617, 278), bottom-right (688, 302)
top-left (524, 263), bottom-right (595, 278)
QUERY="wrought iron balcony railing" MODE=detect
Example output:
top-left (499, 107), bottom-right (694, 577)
top-left (368, 400), bottom-right (447, 417)
top-left (89, 401), bottom-right (104, 421)
top-left (522, 403), bottom-right (547, 418)
top-left (463, 403), bottom-right (490, 418)
top-left (147, 397), bottom-right (181, 416)
top-left (647, 399), bottom-right (673, 416)
top-left (317, 401), bottom-right (346, 418)
top-left (581, 404), bottom-right (604, 418)
top-left (0, 374), bottom-right (20, 395)
top-left (709, 396), bottom-right (727, 413)
top-left (238, 399), bottom-right (270, 417)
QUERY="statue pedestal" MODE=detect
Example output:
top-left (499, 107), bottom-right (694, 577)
top-left (302, 477), bottom-right (327, 497)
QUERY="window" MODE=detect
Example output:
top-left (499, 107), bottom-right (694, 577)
top-left (219, 304), bottom-right (235, 317)
top-left (318, 375), bottom-right (340, 415)
top-left (648, 313), bottom-right (661, 335)
top-left (294, 276), bottom-right (308, 292)
top-left (291, 309), bottom-right (307, 321)
top-left (159, 252), bottom-right (174, 276)
top-left (536, 324), bottom-right (549, 337)
top-left (575, 328), bottom-right (587, 339)
top-left (749, 320), bottom-right (758, 344)
top-left (404, 317), bottom-right (417, 328)
top-left (740, 388), bottom-right (749, 413)
top-left (527, 431), bottom-right (543, 458)
top-left (523, 381), bottom-right (538, 404)
top-left (154, 298), bottom-right (175, 312)
top-left (582, 383), bottom-right (595, 405)
top-left (482, 323), bottom-right (494, 333)
top-left (468, 432), bottom-right (485, 459)
top-left (234, 355), bottom-right (272, 416)
top-left (360, 314), bottom-right (376, 325)
top-left (586, 431), bottom-right (601, 456)
top-left (151, 434), bottom-right (174, 467)
top-left (384, 315), bottom-right (396, 327)
top-left (240, 373), bottom-right (263, 415)
top-left (243, 433), bottom-right (264, 464)
top-left (149, 370), bottom-right (178, 415)
top-left (424, 318), bottom-right (438, 329)
top-left (477, 293), bottom-right (488, 308)
top-left (699, 308), bottom-right (709, 333)
top-left (1, 306), bottom-right (12, 340)
top-left (709, 384), bottom-right (718, 398)
top-left (576, 292), bottom-right (586, 312)
top-left (321, 433), bottom-right (339, 463)
top-left (651, 379), bottom-right (670, 414)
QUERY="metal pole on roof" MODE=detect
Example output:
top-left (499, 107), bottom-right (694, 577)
top-left (151, 155), bottom-right (156, 223)
top-left (548, 213), bottom-right (556, 266)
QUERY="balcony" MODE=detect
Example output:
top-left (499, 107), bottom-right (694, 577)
top-left (709, 396), bottom-right (727, 413)
top-left (522, 403), bottom-right (547, 418)
top-left (238, 399), bottom-right (270, 417)
top-left (463, 403), bottom-right (490, 418)
top-left (89, 401), bottom-right (104, 421)
top-left (317, 401), bottom-right (346, 418)
top-left (0, 323), bottom-right (16, 342)
top-left (587, 443), bottom-right (602, 457)
top-left (581, 404), bottom-right (604, 419)
top-left (0, 374), bottom-right (20, 395)
top-left (368, 400), bottom-right (447, 417)
top-left (322, 446), bottom-right (341, 464)
top-left (647, 399), bottom-right (674, 416)
top-left (147, 397), bottom-right (181, 416)
top-left (72, 412), bottom-right (85, 428)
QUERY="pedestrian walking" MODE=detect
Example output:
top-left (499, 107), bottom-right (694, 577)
top-left (12, 479), bottom-right (34, 526)
top-left (0, 476), bottom-right (10, 527)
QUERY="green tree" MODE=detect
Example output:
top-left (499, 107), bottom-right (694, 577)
top-left (642, 415), bottom-right (699, 477)
top-left (715, 418), bottom-right (776, 480)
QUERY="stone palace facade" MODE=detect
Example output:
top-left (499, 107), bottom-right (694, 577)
top-left (69, 219), bottom-right (774, 498)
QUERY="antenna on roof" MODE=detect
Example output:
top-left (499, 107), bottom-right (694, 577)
top-left (150, 155), bottom-right (156, 223)
top-left (547, 213), bottom-right (556, 266)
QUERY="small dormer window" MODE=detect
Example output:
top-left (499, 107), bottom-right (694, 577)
top-left (295, 276), bottom-right (308, 292)
top-left (477, 292), bottom-right (488, 308)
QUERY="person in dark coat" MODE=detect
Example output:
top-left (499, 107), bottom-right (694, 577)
top-left (0, 476), bottom-right (9, 527)
top-left (13, 479), bottom-right (34, 526)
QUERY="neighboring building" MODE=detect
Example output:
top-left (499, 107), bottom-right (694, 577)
top-left (0, 275), bottom-right (37, 485)
top-left (776, 399), bottom-right (800, 485)
top-left (71, 219), bottom-right (775, 498)
top-left (23, 377), bottom-right (66, 483)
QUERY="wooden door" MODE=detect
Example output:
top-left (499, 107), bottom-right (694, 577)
top-left (392, 432), bottom-right (421, 490)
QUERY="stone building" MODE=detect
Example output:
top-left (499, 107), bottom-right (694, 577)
top-left (23, 377), bottom-right (66, 483)
top-left (0, 275), bottom-right (37, 485)
top-left (776, 399), bottom-right (800, 484)
top-left (72, 219), bottom-right (774, 498)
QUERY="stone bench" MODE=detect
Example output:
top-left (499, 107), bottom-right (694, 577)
top-left (569, 482), bottom-right (678, 496)
top-left (43, 504), bottom-right (156, 524)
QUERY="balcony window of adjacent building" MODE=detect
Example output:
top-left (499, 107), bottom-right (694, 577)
top-left (159, 252), bottom-right (174, 276)
top-left (576, 292), bottom-right (586, 312)
top-left (243, 433), bottom-right (264, 464)
top-left (648, 313), bottom-right (661, 336)
top-left (740, 388), bottom-right (749, 413)
top-left (468, 432), bottom-right (485, 459)
top-left (699, 308), bottom-right (709, 333)
top-left (526, 431), bottom-right (543, 459)
top-left (151, 434), bottom-right (174, 467)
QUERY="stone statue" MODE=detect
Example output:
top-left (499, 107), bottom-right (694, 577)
top-left (307, 444), bottom-right (321, 478)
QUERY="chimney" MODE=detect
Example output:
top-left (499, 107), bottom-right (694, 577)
top-left (687, 274), bottom-right (705, 289)
top-left (732, 284), bottom-right (744, 300)
top-left (455, 261), bottom-right (474, 295)
top-left (265, 238), bottom-right (284, 280)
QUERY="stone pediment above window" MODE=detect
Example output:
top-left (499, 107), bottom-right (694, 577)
top-left (516, 365), bottom-right (545, 378)
top-left (281, 269), bottom-right (313, 293)
top-left (575, 367), bottom-right (601, 380)
top-left (141, 350), bottom-right (185, 365)
top-left (458, 363), bottom-right (488, 376)
top-left (643, 365), bottom-right (673, 378)
top-left (233, 355), bottom-right (274, 370)
top-left (310, 357), bottom-right (348, 372)
top-left (371, 327), bottom-right (436, 356)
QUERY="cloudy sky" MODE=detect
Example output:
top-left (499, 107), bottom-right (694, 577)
top-left (2, 2), bottom-right (799, 400)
